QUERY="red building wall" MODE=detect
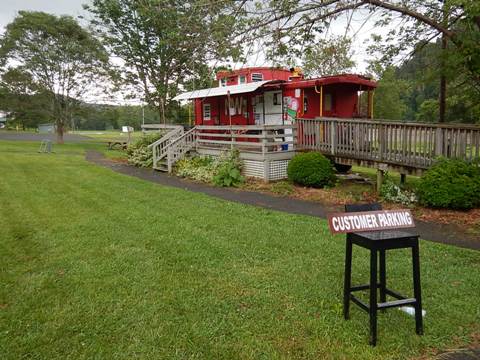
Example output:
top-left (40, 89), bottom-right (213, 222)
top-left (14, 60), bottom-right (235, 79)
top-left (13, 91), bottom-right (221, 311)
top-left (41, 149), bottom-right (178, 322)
top-left (283, 84), bottom-right (360, 119)
top-left (195, 94), bottom-right (256, 125)
top-left (216, 67), bottom-right (292, 85)
top-left (193, 70), bottom-right (375, 124)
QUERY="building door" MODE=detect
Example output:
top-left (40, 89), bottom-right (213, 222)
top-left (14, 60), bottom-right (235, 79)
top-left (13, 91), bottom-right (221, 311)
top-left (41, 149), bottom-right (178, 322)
top-left (263, 91), bottom-right (283, 125)
top-left (253, 95), bottom-right (264, 125)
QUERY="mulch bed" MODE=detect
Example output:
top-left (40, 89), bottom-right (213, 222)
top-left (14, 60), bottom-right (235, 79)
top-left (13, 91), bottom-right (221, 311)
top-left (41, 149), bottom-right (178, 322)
top-left (242, 178), bottom-right (480, 235)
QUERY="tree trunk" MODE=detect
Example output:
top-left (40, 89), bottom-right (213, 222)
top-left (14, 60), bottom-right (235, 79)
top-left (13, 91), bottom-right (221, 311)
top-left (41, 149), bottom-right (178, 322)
top-left (56, 121), bottom-right (64, 144)
top-left (439, 75), bottom-right (446, 122)
top-left (160, 98), bottom-right (166, 125)
top-left (439, 34), bottom-right (447, 123)
top-left (439, 1), bottom-right (448, 123)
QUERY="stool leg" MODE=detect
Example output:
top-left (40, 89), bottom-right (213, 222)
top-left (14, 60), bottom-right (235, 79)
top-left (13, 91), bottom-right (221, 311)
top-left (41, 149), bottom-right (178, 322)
top-left (379, 250), bottom-right (386, 305)
top-left (369, 249), bottom-right (378, 346)
top-left (343, 237), bottom-right (353, 320)
top-left (412, 241), bottom-right (423, 335)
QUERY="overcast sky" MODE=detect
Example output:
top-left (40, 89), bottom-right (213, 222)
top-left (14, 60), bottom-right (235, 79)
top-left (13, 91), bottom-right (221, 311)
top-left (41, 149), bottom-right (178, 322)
top-left (0, 0), bottom-right (375, 70)
top-left (0, 0), bottom-right (379, 103)
top-left (0, 0), bottom-right (91, 34)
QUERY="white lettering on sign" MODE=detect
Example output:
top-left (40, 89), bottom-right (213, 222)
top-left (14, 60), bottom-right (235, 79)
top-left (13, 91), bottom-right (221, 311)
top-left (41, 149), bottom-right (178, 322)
top-left (328, 210), bottom-right (414, 234)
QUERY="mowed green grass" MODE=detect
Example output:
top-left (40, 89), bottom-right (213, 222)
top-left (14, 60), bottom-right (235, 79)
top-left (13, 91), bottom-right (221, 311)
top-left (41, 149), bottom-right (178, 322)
top-left (0, 141), bottom-right (479, 360)
top-left (75, 130), bottom-right (142, 142)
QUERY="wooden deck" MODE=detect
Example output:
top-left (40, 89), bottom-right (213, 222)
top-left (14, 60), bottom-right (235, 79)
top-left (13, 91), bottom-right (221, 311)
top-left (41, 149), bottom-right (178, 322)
top-left (297, 117), bottom-right (480, 175)
top-left (147, 119), bottom-right (480, 181)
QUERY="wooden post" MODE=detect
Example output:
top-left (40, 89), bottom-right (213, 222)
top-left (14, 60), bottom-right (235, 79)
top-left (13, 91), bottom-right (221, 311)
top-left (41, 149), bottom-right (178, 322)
top-left (330, 121), bottom-right (336, 155)
top-left (152, 144), bottom-right (157, 169)
top-left (261, 128), bottom-right (267, 156)
top-left (378, 124), bottom-right (385, 160)
top-left (188, 101), bottom-right (192, 126)
top-left (167, 147), bottom-right (173, 173)
top-left (435, 128), bottom-right (444, 156)
top-left (292, 125), bottom-right (297, 151)
top-left (376, 168), bottom-right (384, 193)
top-left (263, 160), bottom-right (270, 183)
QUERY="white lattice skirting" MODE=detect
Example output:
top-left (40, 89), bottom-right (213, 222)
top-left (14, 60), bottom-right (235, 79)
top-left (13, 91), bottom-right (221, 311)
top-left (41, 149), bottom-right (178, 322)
top-left (243, 159), bottom-right (290, 181)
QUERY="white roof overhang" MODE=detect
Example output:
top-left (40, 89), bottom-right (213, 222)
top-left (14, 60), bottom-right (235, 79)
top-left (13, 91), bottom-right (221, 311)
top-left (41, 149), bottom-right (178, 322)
top-left (173, 80), bottom-right (275, 101)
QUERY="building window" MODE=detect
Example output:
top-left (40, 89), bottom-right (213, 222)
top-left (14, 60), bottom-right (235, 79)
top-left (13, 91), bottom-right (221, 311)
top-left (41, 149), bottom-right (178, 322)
top-left (273, 93), bottom-right (280, 105)
top-left (324, 93), bottom-right (332, 112)
top-left (219, 78), bottom-right (227, 87)
top-left (238, 75), bottom-right (246, 84)
top-left (251, 73), bottom-right (263, 82)
top-left (203, 103), bottom-right (211, 120)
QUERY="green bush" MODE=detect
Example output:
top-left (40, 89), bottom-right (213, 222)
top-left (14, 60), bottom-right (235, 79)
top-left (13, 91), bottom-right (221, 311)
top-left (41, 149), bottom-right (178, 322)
top-left (175, 149), bottom-right (244, 187)
top-left (417, 158), bottom-right (480, 210)
top-left (212, 148), bottom-right (244, 187)
top-left (380, 174), bottom-right (417, 206)
top-left (127, 146), bottom-right (154, 168)
top-left (287, 152), bottom-right (336, 188)
top-left (176, 156), bottom-right (216, 183)
top-left (126, 132), bottom-right (164, 167)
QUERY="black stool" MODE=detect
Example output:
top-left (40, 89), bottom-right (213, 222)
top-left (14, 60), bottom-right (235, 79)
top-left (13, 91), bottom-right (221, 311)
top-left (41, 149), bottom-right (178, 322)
top-left (343, 203), bottom-right (423, 346)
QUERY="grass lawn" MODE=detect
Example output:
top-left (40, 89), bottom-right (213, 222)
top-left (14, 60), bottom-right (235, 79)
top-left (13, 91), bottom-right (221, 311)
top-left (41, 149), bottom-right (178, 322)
top-left (74, 130), bottom-right (142, 142)
top-left (352, 166), bottom-right (421, 190)
top-left (1, 141), bottom-right (479, 359)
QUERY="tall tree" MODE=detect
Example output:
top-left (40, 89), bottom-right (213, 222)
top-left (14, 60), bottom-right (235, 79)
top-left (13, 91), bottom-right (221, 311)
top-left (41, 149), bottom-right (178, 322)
top-left (239, 0), bottom-right (480, 122)
top-left (0, 68), bottom-right (50, 129)
top-left (0, 11), bottom-right (110, 143)
top-left (86, 0), bottom-right (244, 123)
top-left (368, 40), bottom-right (480, 123)
top-left (369, 66), bottom-right (411, 120)
top-left (302, 36), bottom-right (356, 77)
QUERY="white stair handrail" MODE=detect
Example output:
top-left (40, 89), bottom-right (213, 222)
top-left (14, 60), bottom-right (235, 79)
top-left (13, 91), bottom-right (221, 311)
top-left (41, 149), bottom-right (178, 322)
top-left (148, 126), bottom-right (184, 168)
top-left (166, 127), bottom-right (197, 173)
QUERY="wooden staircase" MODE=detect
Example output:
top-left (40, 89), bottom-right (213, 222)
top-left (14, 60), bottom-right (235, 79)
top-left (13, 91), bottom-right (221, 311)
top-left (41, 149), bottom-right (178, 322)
top-left (149, 126), bottom-right (197, 172)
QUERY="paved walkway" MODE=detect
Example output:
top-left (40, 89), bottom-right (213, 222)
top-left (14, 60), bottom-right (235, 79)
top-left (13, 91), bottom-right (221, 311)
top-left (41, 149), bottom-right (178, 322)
top-left (86, 151), bottom-right (479, 251)
top-left (435, 349), bottom-right (480, 360)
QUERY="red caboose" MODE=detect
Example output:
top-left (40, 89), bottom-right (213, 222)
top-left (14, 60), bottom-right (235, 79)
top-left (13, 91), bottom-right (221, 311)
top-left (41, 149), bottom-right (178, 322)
top-left (174, 67), bottom-right (377, 126)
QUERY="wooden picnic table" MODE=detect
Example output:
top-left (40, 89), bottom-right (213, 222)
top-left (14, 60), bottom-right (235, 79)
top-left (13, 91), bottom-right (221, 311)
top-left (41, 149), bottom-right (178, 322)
top-left (107, 140), bottom-right (128, 150)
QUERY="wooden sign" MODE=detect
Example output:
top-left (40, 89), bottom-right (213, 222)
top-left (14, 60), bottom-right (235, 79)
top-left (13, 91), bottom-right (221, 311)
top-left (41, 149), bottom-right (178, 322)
top-left (328, 209), bottom-right (415, 234)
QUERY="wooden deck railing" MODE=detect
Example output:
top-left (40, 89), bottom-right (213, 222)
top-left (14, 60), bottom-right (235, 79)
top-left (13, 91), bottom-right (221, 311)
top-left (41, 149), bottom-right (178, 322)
top-left (297, 117), bottom-right (480, 168)
top-left (166, 127), bottom-right (197, 172)
top-left (148, 126), bottom-right (184, 169)
top-left (196, 125), bottom-right (297, 154)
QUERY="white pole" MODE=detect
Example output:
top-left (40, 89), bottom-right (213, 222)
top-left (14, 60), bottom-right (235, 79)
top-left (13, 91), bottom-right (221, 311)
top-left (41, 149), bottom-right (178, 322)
top-left (227, 90), bottom-right (233, 149)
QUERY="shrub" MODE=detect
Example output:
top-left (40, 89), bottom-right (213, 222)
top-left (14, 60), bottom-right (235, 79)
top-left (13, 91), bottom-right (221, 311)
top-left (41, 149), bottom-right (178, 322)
top-left (287, 152), bottom-right (336, 188)
top-left (126, 132), bottom-right (164, 167)
top-left (380, 175), bottom-right (417, 206)
top-left (128, 146), bottom-right (154, 168)
top-left (417, 158), bottom-right (480, 210)
top-left (176, 156), bottom-right (216, 183)
top-left (175, 148), bottom-right (244, 187)
top-left (212, 149), bottom-right (244, 187)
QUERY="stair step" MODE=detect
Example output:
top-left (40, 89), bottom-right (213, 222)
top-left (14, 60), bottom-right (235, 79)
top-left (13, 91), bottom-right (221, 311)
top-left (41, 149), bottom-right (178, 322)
top-left (154, 164), bottom-right (168, 172)
top-left (153, 159), bottom-right (168, 172)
